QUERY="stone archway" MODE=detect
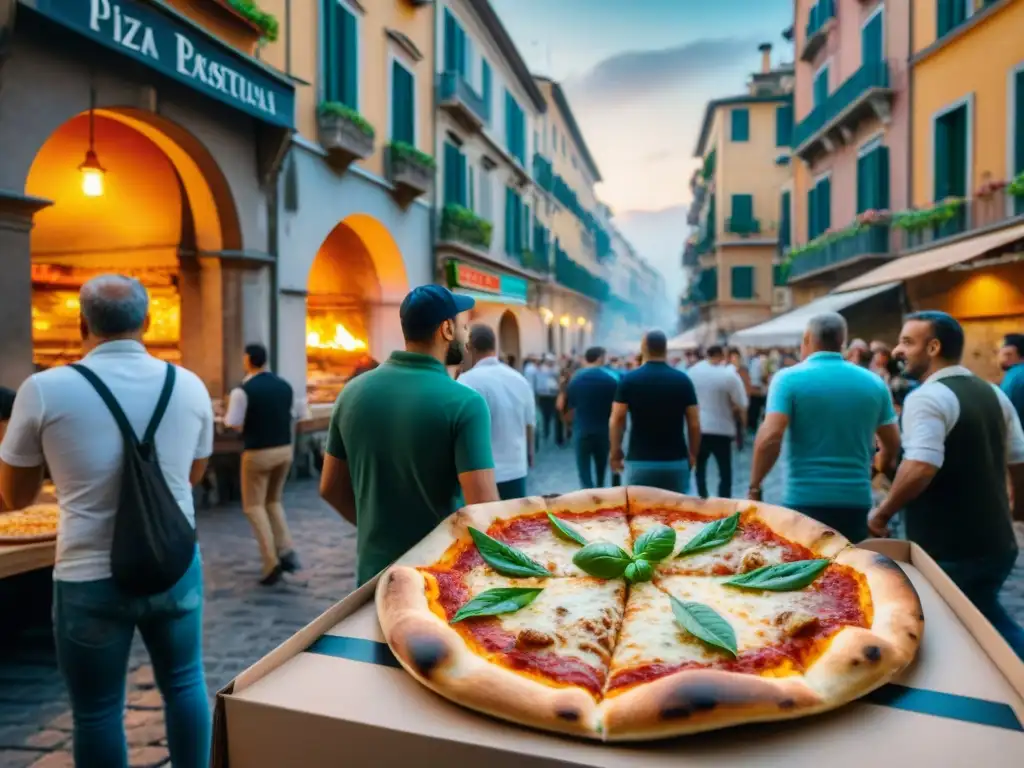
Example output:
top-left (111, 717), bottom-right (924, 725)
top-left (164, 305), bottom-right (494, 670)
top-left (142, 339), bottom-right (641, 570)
top-left (304, 214), bottom-right (410, 407)
top-left (22, 108), bottom-right (239, 390)
top-left (498, 310), bottom-right (521, 368)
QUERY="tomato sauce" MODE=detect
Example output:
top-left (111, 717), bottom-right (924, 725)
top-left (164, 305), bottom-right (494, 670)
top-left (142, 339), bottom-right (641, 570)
top-left (491, 508), bottom-right (622, 548)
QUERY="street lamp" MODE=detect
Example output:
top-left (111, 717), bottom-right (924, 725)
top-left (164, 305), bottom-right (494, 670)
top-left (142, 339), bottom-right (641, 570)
top-left (79, 89), bottom-right (105, 197)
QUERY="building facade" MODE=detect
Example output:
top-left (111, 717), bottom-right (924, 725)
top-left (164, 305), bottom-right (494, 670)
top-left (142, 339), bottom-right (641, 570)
top-left (787, 0), bottom-right (911, 306)
top-left (602, 216), bottom-right (667, 348)
top-left (0, 0), bottom-right (295, 397)
top-left (259, 0), bottom-right (435, 410)
top-left (683, 44), bottom-right (795, 341)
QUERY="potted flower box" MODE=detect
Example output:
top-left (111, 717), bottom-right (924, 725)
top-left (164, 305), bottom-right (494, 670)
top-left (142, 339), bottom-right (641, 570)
top-left (440, 204), bottom-right (492, 251)
top-left (388, 142), bottom-right (435, 201)
top-left (318, 102), bottom-right (375, 164)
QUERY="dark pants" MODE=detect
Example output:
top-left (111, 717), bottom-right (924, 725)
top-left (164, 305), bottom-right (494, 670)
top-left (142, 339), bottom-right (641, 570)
top-left (611, 473), bottom-right (622, 487)
top-left (748, 394), bottom-right (766, 430)
top-left (537, 396), bottom-right (558, 445)
top-left (938, 551), bottom-right (1024, 661)
top-left (627, 461), bottom-right (691, 493)
top-left (575, 433), bottom-right (610, 488)
top-left (497, 476), bottom-right (527, 500)
top-left (696, 434), bottom-right (733, 498)
top-left (792, 505), bottom-right (870, 543)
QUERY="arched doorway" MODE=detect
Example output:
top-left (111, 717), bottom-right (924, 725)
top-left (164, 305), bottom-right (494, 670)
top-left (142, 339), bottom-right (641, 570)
top-left (498, 311), bottom-right (520, 368)
top-left (24, 109), bottom-right (237, 382)
top-left (305, 214), bottom-right (408, 407)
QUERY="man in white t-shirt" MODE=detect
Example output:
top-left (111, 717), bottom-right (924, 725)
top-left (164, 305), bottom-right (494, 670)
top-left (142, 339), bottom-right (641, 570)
top-left (0, 274), bottom-right (214, 766)
top-left (459, 324), bottom-right (536, 499)
top-left (687, 344), bottom-right (748, 498)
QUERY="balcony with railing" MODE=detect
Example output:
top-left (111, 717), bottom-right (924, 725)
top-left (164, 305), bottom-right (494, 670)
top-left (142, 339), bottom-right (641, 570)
top-left (726, 217), bottom-right (762, 237)
top-left (533, 154), bottom-right (554, 193)
top-left (793, 60), bottom-right (893, 163)
top-left (787, 224), bottom-right (892, 283)
top-left (800, 0), bottom-right (835, 63)
top-left (438, 72), bottom-right (490, 131)
top-left (895, 189), bottom-right (1024, 252)
top-left (555, 248), bottom-right (609, 302)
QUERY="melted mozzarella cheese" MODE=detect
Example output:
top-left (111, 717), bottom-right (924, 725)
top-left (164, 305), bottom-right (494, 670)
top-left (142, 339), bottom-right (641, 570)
top-left (609, 576), bottom-right (830, 672)
top-left (631, 514), bottom-right (789, 575)
top-left (511, 514), bottom-right (632, 576)
top-left (462, 569), bottom-right (626, 672)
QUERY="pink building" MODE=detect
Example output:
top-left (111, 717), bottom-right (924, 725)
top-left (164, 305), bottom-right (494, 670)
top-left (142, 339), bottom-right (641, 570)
top-left (789, 0), bottom-right (911, 305)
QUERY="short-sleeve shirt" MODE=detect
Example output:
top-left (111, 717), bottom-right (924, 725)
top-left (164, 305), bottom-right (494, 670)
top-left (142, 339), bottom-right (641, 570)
top-left (766, 351), bottom-right (896, 509)
top-left (566, 368), bottom-right (619, 438)
top-left (614, 361), bottom-right (698, 462)
top-left (326, 351), bottom-right (494, 585)
top-left (1000, 363), bottom-right (1024, 430)
top-left (0, 340), bottom-right (214, 582)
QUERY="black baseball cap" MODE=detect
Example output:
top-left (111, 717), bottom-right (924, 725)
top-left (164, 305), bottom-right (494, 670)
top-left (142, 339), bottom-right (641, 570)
top-left (399, 284), bottom-right (475, 338)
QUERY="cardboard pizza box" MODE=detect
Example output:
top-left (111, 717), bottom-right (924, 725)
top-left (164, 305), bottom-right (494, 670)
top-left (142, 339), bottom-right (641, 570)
top-left (212, 539), bottom-right (1024, 767)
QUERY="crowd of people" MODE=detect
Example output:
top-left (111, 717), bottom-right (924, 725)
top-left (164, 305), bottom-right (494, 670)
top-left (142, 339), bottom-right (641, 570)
top-left (1, 275), bottom-right (1024, 766)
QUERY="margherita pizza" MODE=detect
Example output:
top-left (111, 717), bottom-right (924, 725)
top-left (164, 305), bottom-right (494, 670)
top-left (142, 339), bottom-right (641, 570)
top-left (376, 487), bottom-right (923, 741)
top-left (0, 504), bottom-right (59, 543)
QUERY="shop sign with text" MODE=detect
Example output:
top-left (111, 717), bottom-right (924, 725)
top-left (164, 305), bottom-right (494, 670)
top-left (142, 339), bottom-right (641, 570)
top-left (450, 262), bottom-right (501, 293)
top-left (24, 0), bottom-right (296, 129)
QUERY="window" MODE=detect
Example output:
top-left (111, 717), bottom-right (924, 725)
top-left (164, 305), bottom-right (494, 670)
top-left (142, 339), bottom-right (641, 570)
top-left (731, 266), bottom-right (755, 300)
top-left (731, 194), bottom-right (754, 224)
top-left (936, 0), bottom-right (969, 38)
top-left (443, 8), bottom-right (467, 78)
top-left (468, 166), bottom-right (476, 212)
top-left (856, 141), bottom-right (890, 213)
top-left (504, 91), bottom-right (526, 164)
top-left (478, 164), bottom-right (493, 221)
top-left (779, 190), bottom-right (792, 250)
top-left (808, 176), bottom-right (831, 240)
top-left (813, 65), bottom-right (829, 108)
top-left (323, 0), bottom-right (358, 108)
top-left (933, 101), bottom-right (970, 234)
top-left (730, 108), bottom-right (750, 142)
top-left (504, 187), bottom-right (526, 257)
top-left (1014, 67), bottom-right (1024, 215)
top-left (775, 103), bottom-right (793, 147)
top-left (443, 141), bottom-right (467, 206)
top-left (861, 6), bottom-right (884, 64)
top-left (389, 59), bottom-right (415, 145)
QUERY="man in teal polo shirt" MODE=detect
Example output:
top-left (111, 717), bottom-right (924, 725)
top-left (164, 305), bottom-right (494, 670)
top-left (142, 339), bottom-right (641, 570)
top-left (319, 285), bottom-right (499, 584)
top-left (748, 312), bottom-right (901, 541)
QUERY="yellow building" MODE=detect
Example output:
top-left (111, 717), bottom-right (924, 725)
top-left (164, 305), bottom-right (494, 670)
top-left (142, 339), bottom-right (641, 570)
top-left (258, 0), bottom-right (437, 408)
top-left (828, 0), bottom-right (1024, 380)
top-left (684, 45), bottom-right (794, 342)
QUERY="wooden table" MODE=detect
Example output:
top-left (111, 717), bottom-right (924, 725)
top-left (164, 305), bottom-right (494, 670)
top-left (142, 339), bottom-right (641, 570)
top-left (0, 540), bottom-right (56, 579)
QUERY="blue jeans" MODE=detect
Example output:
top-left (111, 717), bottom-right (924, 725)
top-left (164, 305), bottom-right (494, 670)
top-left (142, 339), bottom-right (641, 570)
top-left (938, 551), bottom-right (1024, 662)
top-left (497, 477), bottom-right (527, 500)
top-left (626, 460), bottom-right (691, 493)
top-left (575, 433), bottom-right (610, 488)
top-left (53, 550), bottom-right (210, 768)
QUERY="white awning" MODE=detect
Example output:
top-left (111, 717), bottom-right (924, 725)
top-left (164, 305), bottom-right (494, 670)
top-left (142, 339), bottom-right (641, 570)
top-left (668, 322), bottom-right (719, 351)
top-left (729, 282), bottom-right (900, 349)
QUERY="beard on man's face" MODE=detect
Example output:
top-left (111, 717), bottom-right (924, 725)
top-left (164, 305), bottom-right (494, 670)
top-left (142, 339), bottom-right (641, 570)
top-left (445, 338), bottom-right (465, 367)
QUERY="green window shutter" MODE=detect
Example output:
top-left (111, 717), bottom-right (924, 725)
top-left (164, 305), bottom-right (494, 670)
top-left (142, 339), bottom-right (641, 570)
top-left (813, 67), bottom-right (829, 107)
top-left (819, 177), bottom-right (832, 232)
top-left (731, 194), bottom-right (753, 223)
top-left (730, 109), bottom-right (750, 142)
top-left (443, 9), bottom-right (458, 72)
top-left (708, 193), bottom-right (717, 239)
top-left (481, 60), bottom-right (492, 122)
top-left (934, 114), bottom-right (950, 201)
top-left (808, 186), bottom-right (817, 240)
top-left (443, 142), bottom-right (460, 205)
top-left (861, 10), bottom-right (883, 64)
top-left (950, 106), bottom-right (968, 196)
top-left (856, 152), bottom-right (869, 213)
top-left (338, 5), bottom-right (358, 109)
top-left (776, 104), bottom-right (793, 147)
top-left (504, 187), bottom-right (514, 255)
top-left (322, 0), bottom-right (338, 101)
top-left (391, 62), bottom-right (414, 145)
top-left (877, 146), bottom-right (891, 209)
top-left (467, 166), bottom-right (476, 212)
top-left (457, 152), bottom-right (467, 206)
top-left (731, 266), bottom-right (754, 300)
top-left (780, 190), bottom-right (791, 249)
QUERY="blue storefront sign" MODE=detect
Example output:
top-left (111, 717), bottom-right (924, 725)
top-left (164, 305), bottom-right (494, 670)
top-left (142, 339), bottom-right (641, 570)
top-left (499, 274), bottom-right (529, 303)
top-left (22, 0), bottom-right (295, 129)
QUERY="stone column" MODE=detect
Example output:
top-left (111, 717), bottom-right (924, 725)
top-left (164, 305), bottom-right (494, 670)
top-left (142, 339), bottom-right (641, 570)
top-left (179, 255), bottom-right (225, 397)
top-left (0, 192), bottom-right (53, 390)
top-left (220, 261), bottom-right (245, 394)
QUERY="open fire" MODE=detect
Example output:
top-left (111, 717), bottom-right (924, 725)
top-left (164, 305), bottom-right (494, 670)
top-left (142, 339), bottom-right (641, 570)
top-left (306, 304), bottom-right (371, 406)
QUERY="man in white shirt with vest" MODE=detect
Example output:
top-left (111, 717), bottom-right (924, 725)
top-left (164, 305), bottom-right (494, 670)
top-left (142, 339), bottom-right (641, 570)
top-left (687, 344), bottom-right (748, 498)
top-left (459, 324), bottom-right (535, 499)
top-left (0, 274), bottom-right (213, 767)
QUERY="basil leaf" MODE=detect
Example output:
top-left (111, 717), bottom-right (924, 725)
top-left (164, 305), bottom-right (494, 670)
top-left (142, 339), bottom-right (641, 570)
top-left (670, 595), bottom-right (738, 657)
top-left (624, 558), bottom-right (654, 584)
top-left (573, 541), bottom-right (632, 579)
top-left (450, 587), bottom-right (544, 623)
top-left (677, 512), bottom-right (741, 557)
top-left (724, 559), bottom-right (830, 591)
top-left (545, 511), bottom-right (588, 547)
top-left (468, 527), bottom-right (551, 578)
top-left (632, 524), bottom-right (676, 563)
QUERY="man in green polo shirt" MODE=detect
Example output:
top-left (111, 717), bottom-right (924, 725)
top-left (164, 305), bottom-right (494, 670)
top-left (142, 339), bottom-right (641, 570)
top-left (319, 285), bottom-right (499, 585)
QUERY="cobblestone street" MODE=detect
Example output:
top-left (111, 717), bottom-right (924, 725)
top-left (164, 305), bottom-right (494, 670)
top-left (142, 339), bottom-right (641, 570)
top-left (1, 440), bottom-right (1023, 767)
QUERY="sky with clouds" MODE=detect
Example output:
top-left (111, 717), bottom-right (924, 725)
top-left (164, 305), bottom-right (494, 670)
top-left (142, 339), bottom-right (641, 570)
top-left (490, 0), bottom-right (794, 297)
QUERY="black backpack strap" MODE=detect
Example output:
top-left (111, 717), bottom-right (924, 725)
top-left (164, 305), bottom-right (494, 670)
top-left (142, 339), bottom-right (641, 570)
top-left (69, 363), bottom-right (139, 446)
top-left (142, 364), bottom-right (176, 446)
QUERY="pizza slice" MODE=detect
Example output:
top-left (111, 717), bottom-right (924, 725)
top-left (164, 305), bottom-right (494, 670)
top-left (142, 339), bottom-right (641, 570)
top-left (456, 489), bottom-right (631, 578)
top-left (627, 487), bottom-right (848, 576)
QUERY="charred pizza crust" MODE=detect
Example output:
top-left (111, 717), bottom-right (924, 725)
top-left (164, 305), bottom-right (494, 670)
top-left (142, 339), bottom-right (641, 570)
top-left (376, 489), bottom-right (923, 742)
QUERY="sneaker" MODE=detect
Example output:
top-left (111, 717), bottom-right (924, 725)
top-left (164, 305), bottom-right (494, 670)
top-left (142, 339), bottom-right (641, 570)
top-left (280, 551), bottom-right (301, 573)
top-left (259, 564), bottom-right (284, 586)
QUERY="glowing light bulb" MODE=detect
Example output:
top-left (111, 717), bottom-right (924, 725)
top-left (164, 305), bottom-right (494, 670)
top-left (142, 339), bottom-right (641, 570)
top-left (81, 168), bottom-right (104, 197)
